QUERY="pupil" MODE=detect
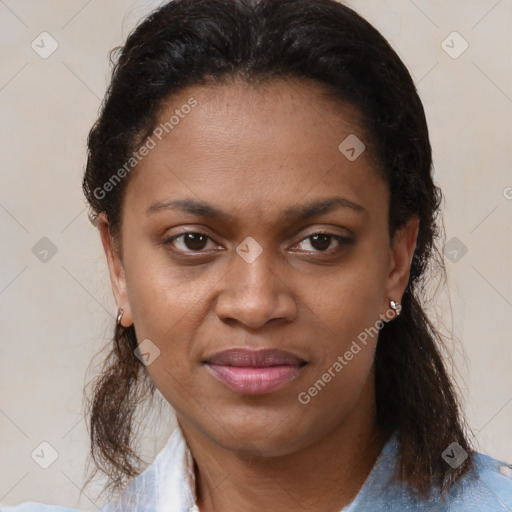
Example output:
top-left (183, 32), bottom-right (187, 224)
top-left (311, 234), bottom-right (331, 251)
top-left (185, 233), bottom-right (207, 250)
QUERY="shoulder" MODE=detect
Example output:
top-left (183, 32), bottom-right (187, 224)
top-left (350, 439), bottom-right (512, 512)
top-left (0, 502), bottom-right (82, 512)
top-left (445, 451), bottom-right (512, 510)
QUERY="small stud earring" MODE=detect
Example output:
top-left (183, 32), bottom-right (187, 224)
top-left (116, 307), bottom-right (124, 326)
top-left (390, 300), bottom-right (402, 316)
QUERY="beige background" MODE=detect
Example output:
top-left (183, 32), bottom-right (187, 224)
top-left (1, 0), bottom-right (511, 508)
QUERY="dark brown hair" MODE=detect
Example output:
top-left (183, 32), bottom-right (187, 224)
top-left (82, 0), bottom-right (473, 501)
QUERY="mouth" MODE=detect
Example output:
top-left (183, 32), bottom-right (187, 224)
top-left (202, 348), bottom-right (308, 396)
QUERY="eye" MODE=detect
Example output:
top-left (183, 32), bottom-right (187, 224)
top-left (164, 231), bottom-right (218, 253)
top-left (163, 230), bottom-right (353, 257)
top-left (291, 232), bottom-right (353, 254)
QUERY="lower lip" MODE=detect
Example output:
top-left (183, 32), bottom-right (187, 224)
top-left (205, 364), bottom-right (304, 395)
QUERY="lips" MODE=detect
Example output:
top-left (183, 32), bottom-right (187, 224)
top-left (203, 348), bottom-right (307, 395)
top-left (205, 348), bottom-right (306, 367)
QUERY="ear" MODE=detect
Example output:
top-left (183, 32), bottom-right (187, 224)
top-left (98, 212), bottom-right (133, 327)
top-left (384, 215), bottom-right (419, 316)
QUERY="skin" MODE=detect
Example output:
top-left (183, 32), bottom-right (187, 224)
top-left (99, 77), bottom-right (419, 511)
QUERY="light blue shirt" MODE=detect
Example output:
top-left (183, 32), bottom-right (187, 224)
top-left (3, 426), bottom-right (512, 511)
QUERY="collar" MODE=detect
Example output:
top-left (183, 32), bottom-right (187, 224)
top-left (101, 424), bottom-right (198, 512)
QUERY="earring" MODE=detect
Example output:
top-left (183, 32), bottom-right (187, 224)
top-left (116, 307), bottom-right (124, 326)
top-left (390, 300), bottom-right (402, 316)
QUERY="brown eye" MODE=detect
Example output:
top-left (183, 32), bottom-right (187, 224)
top-left (164, 231), bottom-right (214, 253)
top-left (182, 233), bottom-right (209, 251)
top-left (309, 234), bottom-right (332, 251)
top-left (294, 233), bottom-right (353, 254)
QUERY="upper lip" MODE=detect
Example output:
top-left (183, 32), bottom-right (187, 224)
top-left (204, 348), bottom-right (307, 367)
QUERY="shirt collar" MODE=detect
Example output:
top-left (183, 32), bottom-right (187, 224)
top-left (101, 423), bottom-right (198, 512)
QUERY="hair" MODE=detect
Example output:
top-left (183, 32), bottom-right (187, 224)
top-left (82, 0), bottom-right (474, 501)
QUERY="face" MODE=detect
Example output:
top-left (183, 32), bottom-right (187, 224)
top-left (99, 77), bottom-right (418, 457)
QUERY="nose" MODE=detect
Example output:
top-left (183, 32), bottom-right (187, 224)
top-left (215, 246), bottom-right (297, 329)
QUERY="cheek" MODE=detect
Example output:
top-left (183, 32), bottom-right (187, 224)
top-left (125, 245), bottom-right (214, 338)
top-left (121, 265), bottom-right (205, 394)
top-left (304, 281), bottom-right (382, 396)
top-left (309, 255), bottom-right (388, 349)
top-left (295, 270), bottom-right (385, 421)
top-left (299, 249), bottom-right (388, 404)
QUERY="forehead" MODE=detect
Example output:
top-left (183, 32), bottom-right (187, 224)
top-left (152, 77), bottom-right (369, 157)
top-left (122, 77), bottom-right (387, 226)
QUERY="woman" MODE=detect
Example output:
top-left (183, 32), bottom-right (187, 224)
top-left (3, 0), bottom-right (512, 510)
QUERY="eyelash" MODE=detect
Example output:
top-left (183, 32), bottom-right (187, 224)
top-left (163, 230), bottom-right (353, 256)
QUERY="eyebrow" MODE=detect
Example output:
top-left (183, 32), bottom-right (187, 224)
top-left (146, 196), bottom-right (367, 222)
